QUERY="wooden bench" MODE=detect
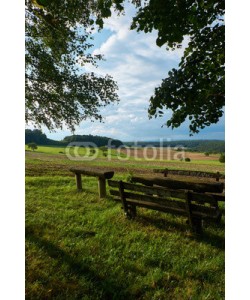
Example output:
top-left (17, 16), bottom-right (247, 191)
top-left (108, 180), bottom-right (224, 234)
top-left (130, 176), bottom-right (225, 209)
top-left (70, 167), bottom-right (114, 198)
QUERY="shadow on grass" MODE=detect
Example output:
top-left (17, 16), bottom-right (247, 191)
top-left (26, 232), bottom-right (131, 300)
top-left (134, 215), bottom-right (225, 250)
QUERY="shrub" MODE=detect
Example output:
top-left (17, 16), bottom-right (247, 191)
top-left (99, 146), bottom-right (108, 152)
top-left (27, 142), bottom-right (38, 151)
top-left (219, 153), bottom-right (225, 163)
top-left (204, 152), bottom-right (210, 156)
top-left (185, 157), bottom-right (191, 162)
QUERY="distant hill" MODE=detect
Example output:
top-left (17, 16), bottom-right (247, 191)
top-left (25, 129), bottom-right (123, 148)
top-left (123, 140), bottom-right (225, 153)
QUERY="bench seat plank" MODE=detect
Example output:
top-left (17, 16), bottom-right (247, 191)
top-left (70, 168), bottom-right (114, 179)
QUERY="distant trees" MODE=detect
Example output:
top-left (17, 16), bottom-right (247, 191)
top-left (63, 135), bottom-right (123, 148)
top-left (25, 129), bottom-right (48, 145)
top-left (124, 140), bottom-right (225, 153)
top-left (27, 142), bottom-right (38, 151)
top-left (219, 153), bottom-right (225, 163)
top-left (25, 129), bottom-right (123, 148)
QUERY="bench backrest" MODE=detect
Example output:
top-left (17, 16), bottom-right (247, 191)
top-left (153, 168), bottom-right (225, 181)
top-left (130, 176), bottom-right (224, 194)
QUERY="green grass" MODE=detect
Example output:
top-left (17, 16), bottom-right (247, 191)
top-left (26, 145), bottom-right (67, 154)
top-left (25, 146), bottom-right (225, 178)
top-left (26, 147), bottom-right (224, 299)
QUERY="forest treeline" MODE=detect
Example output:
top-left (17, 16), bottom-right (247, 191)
top-left (25, 129), bottom-right (123, 148)
top-left (124, 140), bottom-right (225, 153)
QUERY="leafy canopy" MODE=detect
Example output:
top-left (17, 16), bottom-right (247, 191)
top-left (25, 0), bottom-right (120, 131)
top-left (130, 0), bottom-right (225, 134)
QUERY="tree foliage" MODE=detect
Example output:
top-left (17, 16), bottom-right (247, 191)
top-left (27, 142), bottom-right (38, 151)
top-left (128, 0), bottom-right (225, 134)
top-left (25, 0), bottom-right (119, 131)
top-left (25, 129), bottom-right (47, 144)
top-left (103, 0), bottom-right (224, 134)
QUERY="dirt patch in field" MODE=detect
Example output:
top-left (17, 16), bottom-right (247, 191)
top-left (25, 151), bottom-right (224, 180)
top-left (119, 148), bottom-right (219, 161)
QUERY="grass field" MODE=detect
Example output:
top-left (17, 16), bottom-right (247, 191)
top-left (26, 146), bottom-right (225, 299)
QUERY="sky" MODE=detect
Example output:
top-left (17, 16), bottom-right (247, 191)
top-left (40, 3), bottom-right (225, 142)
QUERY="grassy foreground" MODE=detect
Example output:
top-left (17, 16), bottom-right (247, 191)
top-left (26, 147), bottom-right (225, 299)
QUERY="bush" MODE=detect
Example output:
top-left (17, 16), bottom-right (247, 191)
top-left (204, 152), bottom-right (210, 156)
top-left (99, 146), bottom-right (108, 152)
top-left (219, 153), bottom-right (225, 163)
top-left (27, 142), bottom-right (38, 151)
top-left (185, 157), bottom-right (191, 162)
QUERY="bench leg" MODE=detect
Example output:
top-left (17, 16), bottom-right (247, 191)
top-left (76, 173), bottom-right (82, 191)
top-left (128, 205), bottom-right (137, 219)
top-left (192, 217), bottom-right (203, 235)
top-left (98, 178), bottom-right (106, 198)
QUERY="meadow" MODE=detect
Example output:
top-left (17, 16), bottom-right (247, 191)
top-left (26, 146), bottom-right (225, 299)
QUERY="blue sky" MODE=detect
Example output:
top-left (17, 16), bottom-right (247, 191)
top-left (40, 3), bottom-right (225, 142)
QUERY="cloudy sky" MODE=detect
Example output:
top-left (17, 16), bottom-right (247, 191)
top-left (43, 3), bottom-right (225, 142)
